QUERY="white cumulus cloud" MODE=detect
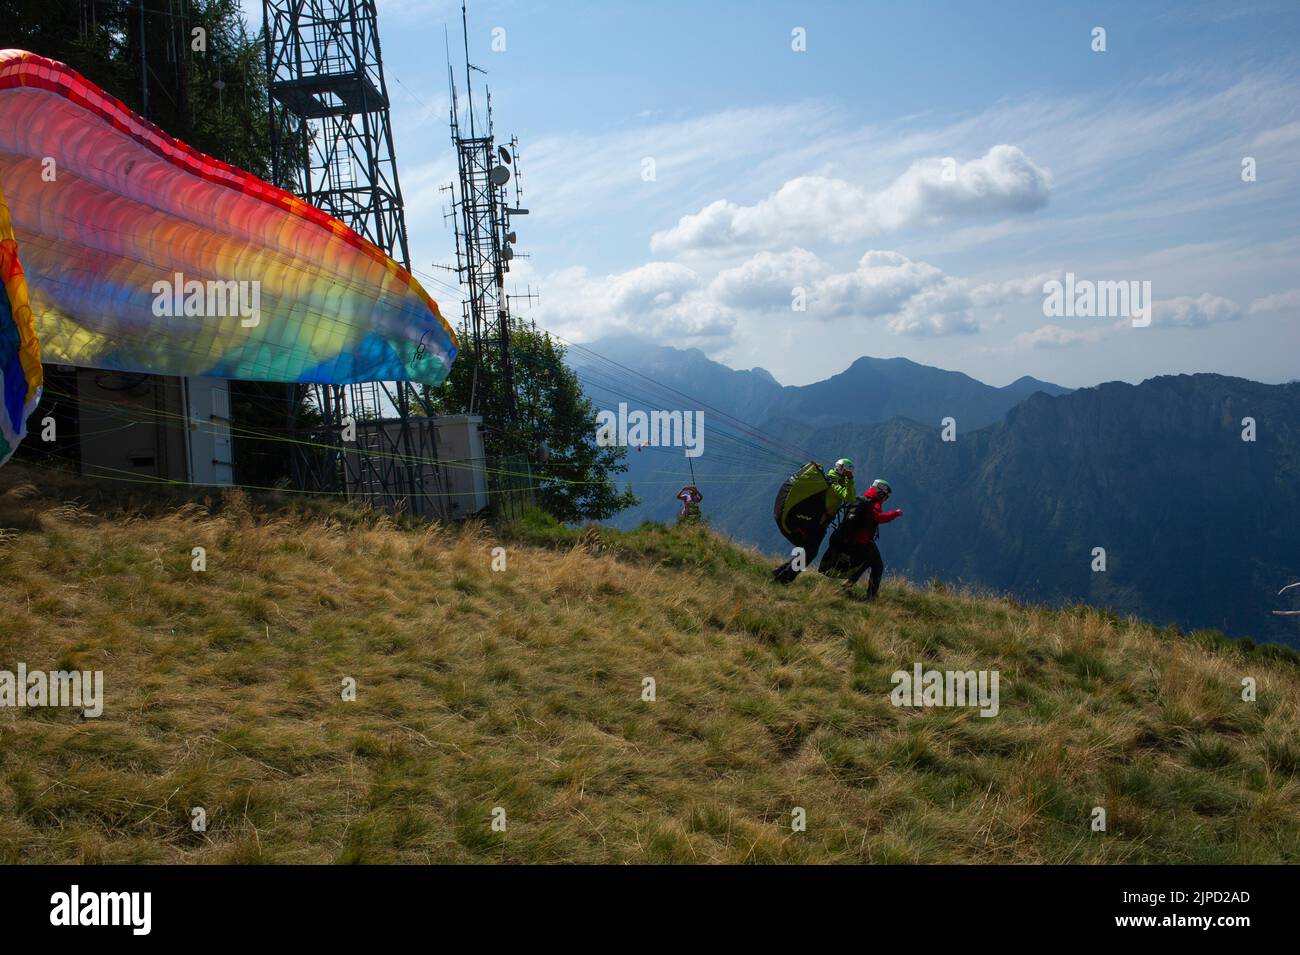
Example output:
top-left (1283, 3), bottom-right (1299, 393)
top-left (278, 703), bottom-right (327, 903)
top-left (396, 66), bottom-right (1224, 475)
top-left (650, 145), bottom-right (1052, 253)
top-left (1013, 323), bottom-right (1116, 349)
top-left (535, 262), bottom-right (737, 343)
top-left (708, 248), bottom-right (830, 310)
top-left (1151, 293), bottom-right (1241, 328)
top-left (1248, 288), bottom-right (1300, 314)
top-left (710, 248), bottom-right (1056, 337)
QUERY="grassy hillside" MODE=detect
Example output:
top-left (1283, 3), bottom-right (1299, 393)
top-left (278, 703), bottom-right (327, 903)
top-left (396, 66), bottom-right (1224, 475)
top-left (1, 465), bottom-right (1299, 864)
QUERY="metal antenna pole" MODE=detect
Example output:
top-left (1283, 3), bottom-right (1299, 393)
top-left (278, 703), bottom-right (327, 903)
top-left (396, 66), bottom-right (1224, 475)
top-left (462, 1), bottom-right (475, 137)
top-left (443, 1), bottom-right (535, 517)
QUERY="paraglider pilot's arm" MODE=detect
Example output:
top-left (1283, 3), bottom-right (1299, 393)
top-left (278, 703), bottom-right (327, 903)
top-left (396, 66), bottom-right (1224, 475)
top-left (875, 503), bottom-right (902, 523)
top-left (825, 469), bottom-right (856, 515)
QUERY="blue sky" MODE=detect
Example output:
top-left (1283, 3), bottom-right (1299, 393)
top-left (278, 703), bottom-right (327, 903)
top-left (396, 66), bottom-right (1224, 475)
top-left (243, 0), bottom-right (1300, 388)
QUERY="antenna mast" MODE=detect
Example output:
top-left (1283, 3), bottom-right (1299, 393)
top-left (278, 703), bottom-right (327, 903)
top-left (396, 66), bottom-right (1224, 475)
top-left (445, 0), bottom-right (530, 454)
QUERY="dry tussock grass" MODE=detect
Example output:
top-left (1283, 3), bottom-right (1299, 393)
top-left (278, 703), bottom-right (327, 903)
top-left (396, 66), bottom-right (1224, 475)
top-left (0, 466), bottom-right (1298, 863)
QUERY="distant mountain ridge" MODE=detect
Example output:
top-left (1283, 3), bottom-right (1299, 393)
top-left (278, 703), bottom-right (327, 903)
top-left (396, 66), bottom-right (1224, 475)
top-left (775, 355), bottom-right (1072, 430)
top-left (572, 335), bottom-right (1071, 431)
top-left (708, 374), bottom-right (1300, 647)
top-left (570, 338), bottom-right (1075, 557)
top-left (568, 337), bottom-right (1299, 646)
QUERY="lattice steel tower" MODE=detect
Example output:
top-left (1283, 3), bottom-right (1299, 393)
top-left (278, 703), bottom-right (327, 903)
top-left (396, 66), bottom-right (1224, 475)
top-left (264, 0), bottom-right (408, 263)
top-left (263, 0), bottom-right (429, 509)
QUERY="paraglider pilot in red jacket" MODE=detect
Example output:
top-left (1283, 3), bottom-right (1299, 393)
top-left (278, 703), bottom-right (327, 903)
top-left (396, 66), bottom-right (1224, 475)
top-left (818, 479), bottom-right (902, 599)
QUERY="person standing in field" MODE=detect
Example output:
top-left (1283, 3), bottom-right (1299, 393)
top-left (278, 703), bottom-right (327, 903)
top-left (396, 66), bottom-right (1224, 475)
top-left (818, 478), bottom-right (903, 600)
top-left (676, 484), bottom-right (703, 524)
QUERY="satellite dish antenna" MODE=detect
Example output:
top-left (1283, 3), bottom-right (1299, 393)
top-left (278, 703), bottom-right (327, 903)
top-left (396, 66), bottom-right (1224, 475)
top-left (490, 165), bottom-right (511, 186)
top-left (506, 231), bottom-right (517, 244)
top-left (502, 245), bottom-right (514, 260)
top-left (498, 146), bottom-right (512, 164)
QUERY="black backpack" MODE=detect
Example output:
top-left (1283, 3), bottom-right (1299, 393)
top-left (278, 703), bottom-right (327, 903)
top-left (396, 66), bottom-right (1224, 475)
top-left (830, 498), bottom-right (876, 546)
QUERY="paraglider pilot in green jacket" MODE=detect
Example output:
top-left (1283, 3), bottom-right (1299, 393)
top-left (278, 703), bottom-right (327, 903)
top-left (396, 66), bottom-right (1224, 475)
top-left (771, 458), bottom-right (856, 584)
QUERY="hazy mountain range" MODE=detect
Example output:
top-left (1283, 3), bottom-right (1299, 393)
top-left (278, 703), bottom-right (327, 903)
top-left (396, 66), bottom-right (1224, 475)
top-left (570, 337), bottom-right (1300, 647)
top-left (572, 334), bottom-right (1070, 432)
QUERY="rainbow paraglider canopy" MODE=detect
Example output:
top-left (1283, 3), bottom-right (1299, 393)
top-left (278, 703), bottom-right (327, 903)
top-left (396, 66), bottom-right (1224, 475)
top-left (0, 178), bottom-right (42, 464)
top-left (0, 49), bottom-right (457, 385)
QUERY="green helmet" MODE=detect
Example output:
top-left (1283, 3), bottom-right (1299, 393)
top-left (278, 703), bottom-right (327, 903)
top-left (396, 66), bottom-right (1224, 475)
top-left (871, 478), bottom-right (892, 496)
top-left (834, 458), bottom-right (855, 475)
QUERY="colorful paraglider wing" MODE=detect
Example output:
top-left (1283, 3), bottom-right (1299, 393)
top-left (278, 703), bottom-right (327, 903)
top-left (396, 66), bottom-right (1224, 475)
top-left (0, 179), bottom-right (42, 465)
top-left (0, 49), bottom-right (457, 386)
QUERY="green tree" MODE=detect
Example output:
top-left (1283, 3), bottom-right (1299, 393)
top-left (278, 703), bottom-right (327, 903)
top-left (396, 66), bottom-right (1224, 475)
top-left (2, 0), bottom-right (271, 176)
top-left (428, 327), bottom-right (637, 523)
top-left (177, 0), bottom-right (274, 179)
